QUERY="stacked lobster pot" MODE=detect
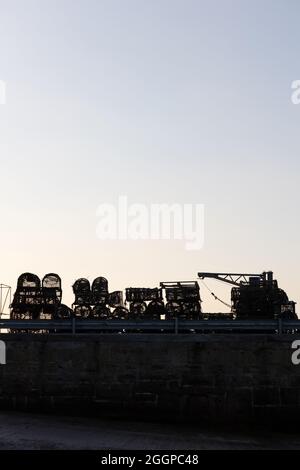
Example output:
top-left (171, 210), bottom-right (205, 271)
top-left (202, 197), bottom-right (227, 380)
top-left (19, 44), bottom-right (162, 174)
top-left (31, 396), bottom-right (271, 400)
top-left (107, 291), bottom-right (129, 319)
top-left (125, 287), bottom-right (165, 320)
top-left (42, 273), bottom-right (72, 319)
top-left (10, 273), bottom-right (42, 320)
top-left (91, 277), bottom-right (110, 319)
top-left (42, 273), bottom-right (61, 319)
top-left (72, 276), bottom-right (128, 319)
top-left (10, 272), bottom-right (72, 327)
top-left (72, 278), bottom-right (93, 318)
top-left (160, 281), bottom-right (202, 320)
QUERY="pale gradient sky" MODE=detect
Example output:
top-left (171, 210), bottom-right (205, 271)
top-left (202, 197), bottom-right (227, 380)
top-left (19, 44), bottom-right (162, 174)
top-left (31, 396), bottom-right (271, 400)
top-left (0, 0), bottom-right (299, 311)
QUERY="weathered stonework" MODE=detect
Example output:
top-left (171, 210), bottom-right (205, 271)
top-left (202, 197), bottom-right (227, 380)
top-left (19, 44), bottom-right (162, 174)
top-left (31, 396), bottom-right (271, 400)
top-left (0, 333), bottom-right (298, 424)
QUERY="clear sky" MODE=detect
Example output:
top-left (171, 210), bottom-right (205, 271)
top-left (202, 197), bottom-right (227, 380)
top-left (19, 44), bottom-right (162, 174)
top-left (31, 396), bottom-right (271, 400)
top-left (0, 0), bottom-right (299, 311)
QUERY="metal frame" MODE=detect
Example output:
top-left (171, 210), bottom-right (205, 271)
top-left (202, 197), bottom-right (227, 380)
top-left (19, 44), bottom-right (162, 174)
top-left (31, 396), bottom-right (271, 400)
top-left (0, 284), bottom-right (11, 317)
top-left (0, 318), bottom-right (299, 334)
top-left (198, 272), bottom-right (263, 286)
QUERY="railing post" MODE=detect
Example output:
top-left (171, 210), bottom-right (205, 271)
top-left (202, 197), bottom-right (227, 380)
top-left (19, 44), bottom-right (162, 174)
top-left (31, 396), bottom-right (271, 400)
top-left (72, 317), bottom-right (76, 335)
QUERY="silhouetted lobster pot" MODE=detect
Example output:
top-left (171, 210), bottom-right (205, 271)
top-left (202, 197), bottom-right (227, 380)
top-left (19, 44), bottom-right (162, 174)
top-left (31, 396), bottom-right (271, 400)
top-left (54, 304), bottom-right (73, 319)
top-left (92, 277), bottom-right (108, 304)
top-left (10, 272), bottom-right (42, 320)
top-left (125, 287), bottom-right (165, 320)
top-left (107, 291), bottom-right (129, 320)
top-left (42, 273), bottom-right (62, 318)
top-left (72, 278), bottom-right (92, 318)
top-left (160, 281), bottom-right (202, 320)
top-left (91, 277), bottom-right (110, 318)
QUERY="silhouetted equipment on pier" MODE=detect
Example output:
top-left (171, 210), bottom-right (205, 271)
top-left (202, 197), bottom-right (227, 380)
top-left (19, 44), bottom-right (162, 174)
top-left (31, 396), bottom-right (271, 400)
top-left (53, 304), bottom-right (73, 319)
top-left (42, 273), bottom-right (62, 316)
top-left (198, 271), bottom-right (297, 320)
top-left (72, 278), bottom-right (92, 318)
top-left (11, 273), bottom-right (42, 320)
top-left (160, 281), bottom-right (202, 320)
top-left (8, 269), bottom-right (297, 329)
top-left (72, 277), bottom-right (129, 319)
top-left (125, 287), bottom-right (164, 320)
top-left (0, 283), bottom-right (11, 316)
top-left (108, 291), bottom-right (128, 319)
top-left (90, 277), bottom-right (110, 319)
top-left (92, 277), bottom-right (108, 303)
top-left (42, 273), bottom-right (72, 319)
top-left (10, 273), bottom-right (71, 332)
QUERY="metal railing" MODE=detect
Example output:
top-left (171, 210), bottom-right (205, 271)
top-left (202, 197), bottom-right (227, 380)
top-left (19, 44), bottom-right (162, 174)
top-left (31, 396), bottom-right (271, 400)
top-left (0, 318), bottom-right (299, 334)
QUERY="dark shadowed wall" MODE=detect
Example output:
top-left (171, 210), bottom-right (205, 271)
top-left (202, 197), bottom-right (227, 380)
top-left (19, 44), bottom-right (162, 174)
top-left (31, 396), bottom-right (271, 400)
top-left (0, 334), bottom-right (298, 424)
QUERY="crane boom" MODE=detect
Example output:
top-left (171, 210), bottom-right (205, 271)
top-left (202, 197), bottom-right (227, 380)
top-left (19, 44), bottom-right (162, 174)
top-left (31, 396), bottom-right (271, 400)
top-left (198, 272), bottom-right (272, 287)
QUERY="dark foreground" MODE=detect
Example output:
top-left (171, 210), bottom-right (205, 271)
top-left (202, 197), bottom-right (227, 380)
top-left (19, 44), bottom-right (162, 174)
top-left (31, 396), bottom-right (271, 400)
top-left (2, 333), bottom-right (300, 425)
top-left (0, 411), bottom-right (300, 450)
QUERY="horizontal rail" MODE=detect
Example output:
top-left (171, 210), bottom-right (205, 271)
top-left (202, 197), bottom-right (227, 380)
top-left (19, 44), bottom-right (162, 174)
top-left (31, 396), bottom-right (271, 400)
top-left (0, 319), bottom-right (299, 333)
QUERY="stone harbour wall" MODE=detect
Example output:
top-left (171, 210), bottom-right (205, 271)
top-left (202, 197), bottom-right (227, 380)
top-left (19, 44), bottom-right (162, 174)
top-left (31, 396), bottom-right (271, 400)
top-left (0, 333), bottom-right (299, 424)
